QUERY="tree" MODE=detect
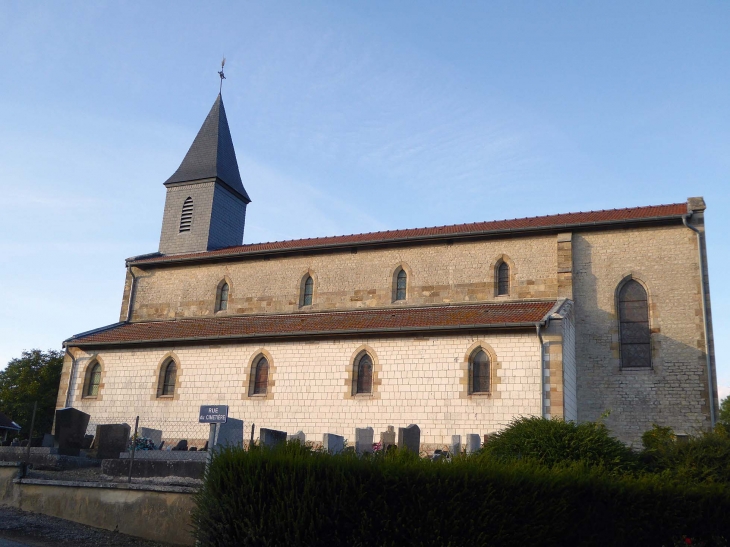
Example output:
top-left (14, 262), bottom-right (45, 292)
top-left (719, 394), bottom-right (730, 428)
top-left (0, 349), bottom-right (64, 439)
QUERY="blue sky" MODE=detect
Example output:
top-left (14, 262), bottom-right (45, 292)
top-left (0, 1), bottom-right (728, 399)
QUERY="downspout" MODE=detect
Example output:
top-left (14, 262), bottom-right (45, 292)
top-left (536, 322), bottom-right (546, 419)
top-left (125, 265), bottom-right (137, 322)
top-left (683, 214), bottom-right (716, 427)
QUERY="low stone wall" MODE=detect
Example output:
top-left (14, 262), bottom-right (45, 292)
top-left (0, 462), bottom-right (196, 546)
top-left (0, 448), bottom-right (101, 470)
top-left (103, 458), bottom-right (205, 480)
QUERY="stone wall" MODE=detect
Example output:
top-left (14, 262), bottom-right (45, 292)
top-left (129, 235), bottom-right (558, 321)
top-left (573, 221), bottom-right (711, 443)
top-left (59, 332), bottom-right (543, 448)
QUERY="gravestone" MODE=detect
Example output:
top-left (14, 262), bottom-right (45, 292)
top-left (260, 428), bottom-right (287, 449)
top-left (380, 426), bottom-right (396, 451)
top-left (55, 408), bottom-right (90, 456)
top-left (172, 440), bottom-right (188, 451)
top-left (139, 427), bottom-right (163, 449)
top-left (466, 434), bottom-right (481, 454)
top-left (10, 438), bottom-right (19, 447)
top-left (94, 424), bottom-right (130, 459)
top-left (323, 433), bottom-right (344, 454)
top-left (41, 434), bottom-right (55, 448)
top-left (214, 418), bottom-right (244, 450)
top-left (20, 440), bottom-right (28, 447)
top-left (287, 430), bottom-right (306, 444)
top-left (397, 424), bottom-right (421, 454)
top-left (483, 434), bottom-right (491, 446)
top-left (30, 436), bottom-right (43, 447)
top-left (450, 435), bottom-right (461, 457)
top-left (82, 434), bottom-right (94, 449)
top-left (189, 447), bottom-right (197, 451)
top-left (355, 427), bottom-right (374, 455)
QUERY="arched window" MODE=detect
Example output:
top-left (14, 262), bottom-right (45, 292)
top-left (618, 280), bottom-right (651, 368)
top-left (355, 353), bottom-right (373, 394)
top-left (497, 261), bottom-right (510, 296)
top-left (395, 269), bottom-right (407, 301)
top-left (470, 349), bottom-right (490, 394)
top-left (216, 282), bottom-right (229, 312)
top-left (158, 359), bottom-right (177, 397)
top-left (252, 356), bottom-right (269, 395)
top-left (179, 197), bottom-right (193, 232)
top-left (301, 275), bottom-right (314, 307)
top-left (85, 362), bottom-right (101, 397)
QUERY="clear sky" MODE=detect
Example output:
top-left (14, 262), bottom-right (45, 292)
top-left (0, 1), bottom-right (728, 400)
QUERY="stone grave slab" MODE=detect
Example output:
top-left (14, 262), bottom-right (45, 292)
top-left (41, 434), bottom-right (55, 448)
top-left (214, 418), bottom-right (244, 450)
top-left (94, 424), bottom-right (130, 459)
top-left (397, 424), bottom-right (420, 454)
top-left (55, 408), bottom-right (90, 456)
top-left (450, 435), bottom-right (461, 456)
top-left (287, 430), bottom-right (306, 444)
top-left (355, 427), bottom-right (373, 455)
top-left (260, 428), bottom-right (287, 449)
top-left (323, 433), bottom-right (344, 454)
top-left (139, 427), bottom-right (163, 448)
top-left (380, 426), bottom-right (396, 451)
top-left (466, 434), bottom-right (481, 454)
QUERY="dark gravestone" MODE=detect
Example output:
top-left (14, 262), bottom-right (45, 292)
top-left (260, 428), bottom-right (287, 449)
top-left (42, 434), bottom-right (55, 448)
top-left (82, 435), bottom-right (94, 449)
top-left (30, 436), bottom-right (43, 447)
top-left (55, 408), bottom-right (90, 456)
top-left (172, 440), bottom-right (188, 451)
top-left (397, 424), bottom-right (421, 454)
top-left (20, 440), bottom-right (28, 447)
top-left (189, 447), bottom-right (197, 451)
top-left (94, 424), bottom-right (130, 459)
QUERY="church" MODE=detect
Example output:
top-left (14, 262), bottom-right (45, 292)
top-left (57, 93), bottom-right (718, 448)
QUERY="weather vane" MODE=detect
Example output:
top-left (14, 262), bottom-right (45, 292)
top-left (218, 57), bottom-right (226, 93)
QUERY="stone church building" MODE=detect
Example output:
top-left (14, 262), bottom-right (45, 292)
top-left (57, 94), bottom-right (718, 447)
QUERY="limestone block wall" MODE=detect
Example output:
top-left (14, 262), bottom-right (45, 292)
top-left (60, 331), bottom-right (543, 449)
top-left (128, 235), bottom-right (558, 321)
top-left (573, 222), bottom-right (711, 444)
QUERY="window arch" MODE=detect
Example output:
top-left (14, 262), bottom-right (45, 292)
top-left (394, 268), bottom-right (407, 301)
top-left (353, 352), bottom-right (373, 395)
top-left (496, 261), bottom-right (510, 296)
top-left (301, 274), bottom-right (314, 307)
top-left (469, 348), bottom-right (490, 394)
top-left (618, 279), bottom-right (651, 368)
top-left (84, 361), bottom-right (101, 397)
top-left (179, 197), bottom-right (193, 232)
top-left (158, 359), bottom-right (177, 397)
top-left (216, 281), bottom-right (229, 312)
top-left (250, 356), bottom-right (269, 395)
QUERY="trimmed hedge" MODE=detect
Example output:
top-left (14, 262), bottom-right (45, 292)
top-left (192, 444), bottom-right (730, 547)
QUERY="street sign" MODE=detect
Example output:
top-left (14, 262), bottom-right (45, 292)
top-left (198, 405), bottom-right (228, 424)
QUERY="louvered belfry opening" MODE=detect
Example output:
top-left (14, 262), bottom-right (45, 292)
top-left (497, 262), bottom-right (510, 295)
top-left (179, 197), bottom-right (194, 232)
top-left (253, 357), bottom-right (269, 395)
top-left (619, 280), bottom-right (652, 368)
top-left (356, 353), bottom-right (373, 394)
top-left (470, 349), bottom-right (490, 393)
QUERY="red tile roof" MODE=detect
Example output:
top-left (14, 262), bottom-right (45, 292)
top-left (130, 202), bottom-right (687, 265)
top-left (68, 301), bottom-right (557, 347)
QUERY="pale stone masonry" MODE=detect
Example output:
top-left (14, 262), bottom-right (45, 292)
top-left (59, 93), bottom-right (717, 448)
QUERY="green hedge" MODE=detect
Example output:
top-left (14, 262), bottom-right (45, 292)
top-left (192, 444), bottom-right (730, 547)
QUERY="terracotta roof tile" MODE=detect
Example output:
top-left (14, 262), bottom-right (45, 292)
top-left (68, 301), bottom-right (557, 347)
top-left (131, 202), bottom-right (687, 265)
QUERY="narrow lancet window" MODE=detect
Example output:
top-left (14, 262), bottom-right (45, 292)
top-left (159, 360), bottom-right (177, 397)
top-left (179, 197), bottom-right (193, 232)
top-left (355, 353), bottom-right (373, 394)
top-left (253, 356), bottom-right (269, 395)
top-left (217, 282), bottom-right (229, 311)
top-left (618, 280), bottom-right (651, 368)
top-left (497, 262), bottom-right (510, 296)
top-left (302, 275), bottom-right (313, 307)
top-left (470, 349), bottom-right (490, 393)
top-left (395, 269), bottom-right (407, 301)
top-left (86, 362), bottom-right (101, 397)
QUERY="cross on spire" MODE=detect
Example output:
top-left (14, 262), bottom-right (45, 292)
top-left (218, 57), bottom-right (226, 94)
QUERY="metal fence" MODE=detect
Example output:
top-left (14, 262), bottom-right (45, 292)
top-left (86, 416), bottom-right (210, 451)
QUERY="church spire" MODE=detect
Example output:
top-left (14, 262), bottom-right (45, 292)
top-left (165, 94), bottom-right (251, 203)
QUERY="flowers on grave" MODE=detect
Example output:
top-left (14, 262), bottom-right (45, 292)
top-left (128, 435), bottom-right (156, 451)
top-left (372, 442), bottom-right (382, 452)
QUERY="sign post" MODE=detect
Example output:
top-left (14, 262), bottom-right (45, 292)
top-left (199, 405), bottom-right (228, 466)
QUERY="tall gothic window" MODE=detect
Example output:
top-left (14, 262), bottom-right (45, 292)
top-left (217, 282), bottom-right (229, 312)
top-left (179, 197), bottom-right (193, 233)
top-left (302, 275), bottom-right (314, 307)
top-left (470, 349), bottom-right (490, 394)
top-left (395, 269), bottom-right (407, 301)
top-left (354, 353), bottom-right (373, 395)
top-left (497, 261), bottom-right (510, 296)
top-left (252, 356), bottom-right (269, 395)
top-left (86, 362), bottom-right (101, 397)
top-left (158, 359), bottom-right (177, 397)
top-left (618, 280), bottom-right (651, 368)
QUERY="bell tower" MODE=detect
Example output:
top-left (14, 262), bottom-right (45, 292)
top-left (158, 94), bottom-right (251, 255)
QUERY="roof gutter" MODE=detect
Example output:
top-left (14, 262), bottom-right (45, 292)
top-left (128, 214), bottom-right (685, 268)
top-left (682, 213), bottom-right (716, 428)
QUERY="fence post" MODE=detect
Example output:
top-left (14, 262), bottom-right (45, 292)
top-left (22, 401), bottom-right (37, 478)
top-left (127, 416), bottom-right (139, 484)
top-left (205, 422), bottom-right (218, 469)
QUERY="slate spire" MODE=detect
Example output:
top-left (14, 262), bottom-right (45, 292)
top-left (165, 94), bottom-right (251, 203)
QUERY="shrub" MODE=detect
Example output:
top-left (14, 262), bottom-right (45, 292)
top-left (480, 416), bottom-right (637, 472)
top-left (192, 442), bottom-right (729, 547)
